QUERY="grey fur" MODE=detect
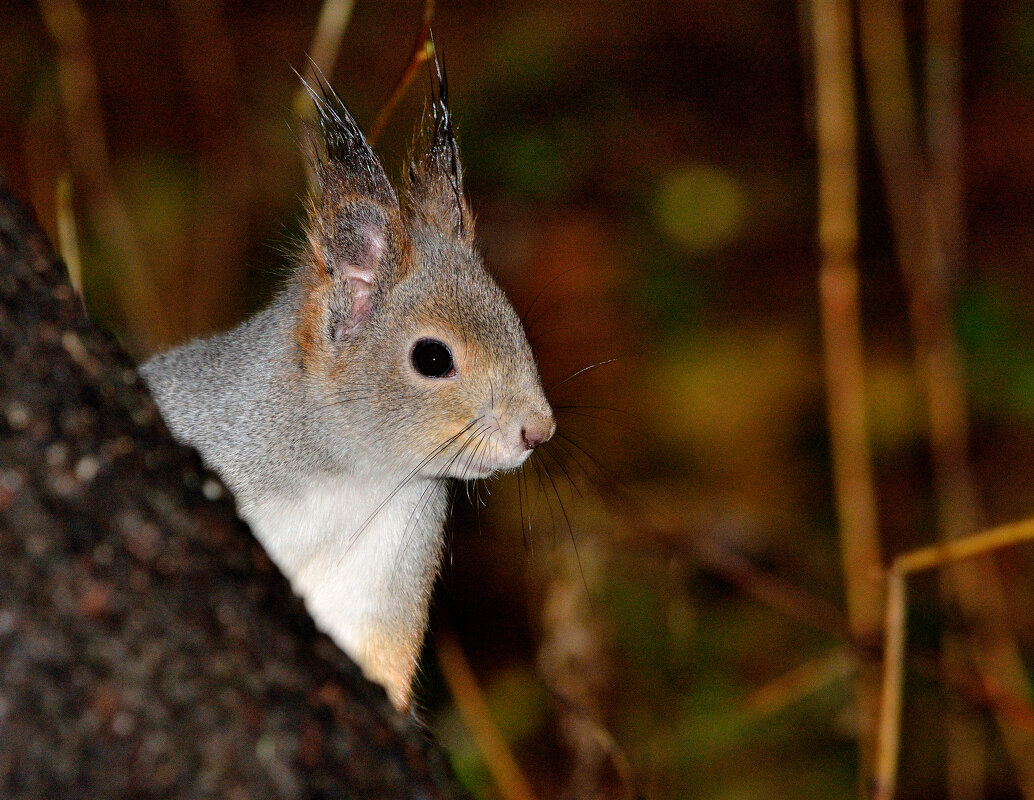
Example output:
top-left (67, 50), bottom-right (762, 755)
top-left (141, 285), bottom-right (321, 497)
top-left (140, 80), bottom-right (553, 709)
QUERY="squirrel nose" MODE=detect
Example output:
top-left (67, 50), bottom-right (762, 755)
top-left (521, 413), bottom-right (555, 451)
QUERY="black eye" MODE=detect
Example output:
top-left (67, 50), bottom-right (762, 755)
top-left (411, 339), bottom-right (455, 378)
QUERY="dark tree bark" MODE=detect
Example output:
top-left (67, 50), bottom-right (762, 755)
top-left (0, 175), bottom-right (466, 800)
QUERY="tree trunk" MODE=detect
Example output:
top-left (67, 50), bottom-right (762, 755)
top-left (0, 174), bottom-right (465, 800)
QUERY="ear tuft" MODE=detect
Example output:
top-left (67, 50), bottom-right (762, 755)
top-left (300, 69), bottom-right (397, 207)
top-left (404, 39), bottom-right (471, 239)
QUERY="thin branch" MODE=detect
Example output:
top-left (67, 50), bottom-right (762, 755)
top-left (691, 537), bottom-right (849, 641)
top-left (369, 0), bottom-right (436, 146)
top-left (745, 646), bottom-right (856, 717)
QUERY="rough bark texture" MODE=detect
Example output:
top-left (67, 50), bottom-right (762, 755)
top-left (0, 175), bottom-right (465, 800)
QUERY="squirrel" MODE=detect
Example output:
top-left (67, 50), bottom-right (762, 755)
top-left (140, 70), bottom-right (555, 711)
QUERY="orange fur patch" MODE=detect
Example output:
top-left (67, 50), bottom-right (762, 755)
top-left (295, 237), bottom-right (330, 369)
top-left (357, 624), bottom-right (421, 711)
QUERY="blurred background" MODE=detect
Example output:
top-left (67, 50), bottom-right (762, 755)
top-left (4, 0), bottom-right (1034, 798)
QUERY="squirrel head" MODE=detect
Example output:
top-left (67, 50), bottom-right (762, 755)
top-left (294, 73), bottom-right (554, 480)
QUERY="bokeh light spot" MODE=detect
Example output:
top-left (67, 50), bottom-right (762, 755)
top-left (652, 164), bottom-right (747, 253)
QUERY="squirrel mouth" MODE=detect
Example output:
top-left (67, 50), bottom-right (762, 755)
top-left (462, 447), bottom-right (533, 480)
top-left (454, 455), bottom-right (506, 480)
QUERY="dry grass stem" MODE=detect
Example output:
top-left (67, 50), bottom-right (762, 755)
top-left (301, 0), bottom-right (356, 93)
top-left (293, 0), bottom-right (356, 123)
top-left (921, 4), bottom-right (984, 792)
top-left (38, 0), bottom-right (170, 352)
top-left (859, 0), bottom-right (1034, 793)
top-left (873, 571), bottom-right (907, 800)
top-left (55, 172), bottom-right (84, 308)
top-left (894, 517), bottom-right (1034, 575)
top-left (873, 516), bottom-right (1034, 799)
top-left (924, 0), bottom-right (965, 285)
top-left (436, 631), bottom-right (540, 800)
top-left (745, 646), bottom-right (856, 717)
top-left (294, 0), bottom-right (357, 192)
top-left (808, 0), bottom-right (884, 787)
top-left (538, 541), bottom-right (636, 800)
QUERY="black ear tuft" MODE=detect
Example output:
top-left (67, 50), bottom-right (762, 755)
top-left (429, 49), bottom-right (463, 207)
top-left (405, 36), bottom-right (470, 238)
top-left (299, 66), bottom-right (397, 206)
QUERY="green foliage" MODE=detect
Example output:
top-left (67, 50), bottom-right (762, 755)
top-left (957, 281), bottom-right (1034, 420)
top-left (651, 165), bottom-right (747, 254)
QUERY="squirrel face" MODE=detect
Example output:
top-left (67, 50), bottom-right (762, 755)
top-left (294, 76), bottom-right (554, 482)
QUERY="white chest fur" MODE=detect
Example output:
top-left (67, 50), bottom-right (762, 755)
top-left (235, 472), bottom-right (449, 707)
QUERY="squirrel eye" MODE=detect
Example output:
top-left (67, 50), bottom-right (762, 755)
top-left (411, 339), bottom-right (456, 378)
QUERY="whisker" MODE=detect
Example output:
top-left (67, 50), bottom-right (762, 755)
top-left (540, 441), bottom-right (583, 500)
top-left (388, 424), bottom-right (493, 583)
top-left (536, 451), bottom-right (575, 546)
top-left (517, 463), bottom-right (531, 556)
top-left (390, 477), bottom-right (447, 586)
top-left (552, 429), bottom-right (643, 502)
top-left (460, 428), bottom-right (491, 502)
top-left (555, 407), bottom-right (649, 438)
top-left (525, 295), bottom-right (573, 335)
top-left (553, 431), bottom-right (612, 483)
top-left (547, 436), bottom-right (594, 488)
top-left (343, 418), bottom-right (482, 554)
top-left (550, 433), bottom-right (622, 503)
top-left (461, 423), bottom-right (492, 473)
top-left (535, 449), bottom-right (592, 604)
top-left (473, 476), bottom-right (483, 533)
top-left (530, 457), bottom-right (558, 548)
top-left (547, 358), bottom-right (619, 393)
top-left (471, 427), bottom-right (494, 476)
top-left (520, 265), bottom-right (582, 326)
top-left (442, 425), bottom-right (489, 483)
top-left (555, 430), bottom-right (660, 521)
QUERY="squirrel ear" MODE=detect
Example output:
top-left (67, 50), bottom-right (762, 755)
top-left (320, 204), bottom-right (389, 338)
top-left (405, 52), bottom-right (471, 239)
top-left (299, 74), bottom-right (407, 337)
top-left (306, 196), bottom-right (408, 338)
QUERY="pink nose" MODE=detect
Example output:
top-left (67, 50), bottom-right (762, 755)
top-left (521, 414), bottom-right (555, 450)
